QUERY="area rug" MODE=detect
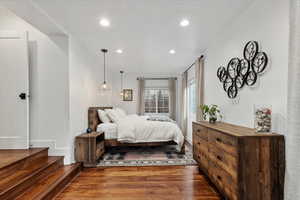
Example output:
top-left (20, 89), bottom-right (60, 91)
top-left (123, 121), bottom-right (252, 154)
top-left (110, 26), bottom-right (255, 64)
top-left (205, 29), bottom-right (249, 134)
top-left (97, 144), bottom-right (197, 167)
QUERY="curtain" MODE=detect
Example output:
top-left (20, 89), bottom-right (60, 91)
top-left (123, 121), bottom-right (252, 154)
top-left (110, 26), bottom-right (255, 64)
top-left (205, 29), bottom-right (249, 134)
top-left (168, 78), bottom-right (177, 120)
top-left (195, 56), bottom-right (205, 121)
top-left (285, 1), bottom-right (300, 199)
top-left (181, 72), bottom-right (188, 137)
top-left (137, 78), bottom-right (145, 115)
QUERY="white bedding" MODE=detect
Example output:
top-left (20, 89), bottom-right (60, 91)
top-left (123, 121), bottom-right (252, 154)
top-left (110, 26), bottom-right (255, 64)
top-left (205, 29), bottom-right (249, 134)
top-left (116, 114), bottom-right (184, 151)
top-left (97, 123), bottom-right (118, 139)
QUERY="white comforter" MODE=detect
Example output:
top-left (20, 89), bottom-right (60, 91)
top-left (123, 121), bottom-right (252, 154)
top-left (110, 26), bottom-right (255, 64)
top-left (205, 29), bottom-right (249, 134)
top-left (116, 115), bottom-right (184, 151)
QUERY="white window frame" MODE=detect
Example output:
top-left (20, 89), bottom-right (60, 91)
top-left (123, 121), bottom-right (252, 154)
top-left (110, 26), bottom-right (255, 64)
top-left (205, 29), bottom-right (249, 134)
top-left (144, 87), bottom-right (170, 116)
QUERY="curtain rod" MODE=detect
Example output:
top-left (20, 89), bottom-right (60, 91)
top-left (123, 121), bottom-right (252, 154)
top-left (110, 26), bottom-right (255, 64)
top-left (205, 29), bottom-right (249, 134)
top-left (184, 55), bottom-right (204, 73)
top-left (137, 77), bottom-right (177, 80)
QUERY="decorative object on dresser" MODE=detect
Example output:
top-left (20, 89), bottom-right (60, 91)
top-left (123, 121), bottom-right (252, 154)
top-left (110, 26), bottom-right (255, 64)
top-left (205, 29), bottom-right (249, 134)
top-left (192, 121), bottom-right (285, 200)
top-left (200, 104), bottom-right (222, 123)
top-left (75, 132), bottom-right (105, 167)
top-left (254, 104), bottom-right (272, 132)
top-left (217, 41), bottom-right (268, 99)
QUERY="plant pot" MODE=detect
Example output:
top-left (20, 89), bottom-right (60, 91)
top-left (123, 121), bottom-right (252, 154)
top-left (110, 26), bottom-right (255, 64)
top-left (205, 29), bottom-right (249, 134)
top-left (209, 117), bottom-right (217, 124)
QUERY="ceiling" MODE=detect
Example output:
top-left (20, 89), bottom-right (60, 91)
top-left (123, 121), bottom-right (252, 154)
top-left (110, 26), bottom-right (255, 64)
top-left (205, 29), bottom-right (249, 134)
top-left (32, 0), bottom-right (253, 75)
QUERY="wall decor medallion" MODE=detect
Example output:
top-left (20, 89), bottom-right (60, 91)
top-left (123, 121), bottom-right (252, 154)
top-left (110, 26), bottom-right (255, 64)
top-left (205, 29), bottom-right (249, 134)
top-left (217, 41), bottom-right (268, 99)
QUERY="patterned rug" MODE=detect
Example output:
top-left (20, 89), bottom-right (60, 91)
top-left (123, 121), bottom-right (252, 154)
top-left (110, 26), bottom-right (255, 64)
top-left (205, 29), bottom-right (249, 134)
top-left (97, 144), bottom-right (197, 167)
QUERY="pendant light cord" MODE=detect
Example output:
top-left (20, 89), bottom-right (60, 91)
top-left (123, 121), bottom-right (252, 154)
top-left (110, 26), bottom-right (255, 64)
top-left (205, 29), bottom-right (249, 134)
top-left (103, 51), bottom-right (106, 83)
top-left (121, 72), bottom-right (123, 90)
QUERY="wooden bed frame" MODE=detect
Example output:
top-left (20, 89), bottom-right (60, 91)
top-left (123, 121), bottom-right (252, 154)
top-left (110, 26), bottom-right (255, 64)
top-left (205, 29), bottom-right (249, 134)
top-left (88, 107), bottom-right (185, 153)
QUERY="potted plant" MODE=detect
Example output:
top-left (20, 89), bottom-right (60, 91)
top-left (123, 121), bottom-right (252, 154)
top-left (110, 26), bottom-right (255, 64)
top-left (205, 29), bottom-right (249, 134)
top-left (200, 104), bottom-right (222, 124)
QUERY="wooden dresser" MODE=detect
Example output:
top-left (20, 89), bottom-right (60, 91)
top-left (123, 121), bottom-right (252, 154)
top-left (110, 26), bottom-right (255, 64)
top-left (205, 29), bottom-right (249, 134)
top-left (75, 132), bottom-right (105, 167)
top-left (192, 121), bottom-right (285, 200)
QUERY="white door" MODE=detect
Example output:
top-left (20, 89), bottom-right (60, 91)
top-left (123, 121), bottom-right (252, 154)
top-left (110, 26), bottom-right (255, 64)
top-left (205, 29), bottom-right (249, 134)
top-left (0, 31), bottom-right (29, 149)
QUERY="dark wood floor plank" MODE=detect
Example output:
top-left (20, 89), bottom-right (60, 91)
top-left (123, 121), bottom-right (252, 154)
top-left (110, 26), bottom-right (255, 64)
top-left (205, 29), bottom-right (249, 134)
top-left (16, 163), bottom-right (81, 200)
top-left (55, 166), bottom-right (221, 200)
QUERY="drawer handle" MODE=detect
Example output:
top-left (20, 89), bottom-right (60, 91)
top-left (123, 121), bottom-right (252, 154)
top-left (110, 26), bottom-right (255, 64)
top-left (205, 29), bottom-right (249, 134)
top-left (217, 155), bottom-right (222, 161)
top-left (197, 129), bottom-right (201, 132)
top-left (217, 175), bottom-right (222, 180)
top-left (216, 137), bottom-right (222, 143)
top-left (197, 142), bottom-right (200, 145)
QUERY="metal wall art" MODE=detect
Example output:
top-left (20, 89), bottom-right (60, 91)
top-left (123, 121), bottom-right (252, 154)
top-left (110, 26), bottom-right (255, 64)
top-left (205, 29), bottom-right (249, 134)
top-left (217, 41), bottom-right (268, 99)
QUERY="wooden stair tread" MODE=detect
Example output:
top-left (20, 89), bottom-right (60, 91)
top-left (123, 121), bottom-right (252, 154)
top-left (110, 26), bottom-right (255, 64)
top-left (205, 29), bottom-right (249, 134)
top-left (0, 148), bottom-right (48, 170)
top-left (0, 156), bottom-right (63, 194)
top-left (16, 163), bottom-right (81, 200)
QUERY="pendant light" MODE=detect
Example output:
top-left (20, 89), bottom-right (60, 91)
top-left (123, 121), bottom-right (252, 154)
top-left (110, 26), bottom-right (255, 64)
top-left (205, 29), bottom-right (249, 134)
top-left (100, 49), bottom-right (110, 91)
top-left (120, 71), bottom-right (124, 96)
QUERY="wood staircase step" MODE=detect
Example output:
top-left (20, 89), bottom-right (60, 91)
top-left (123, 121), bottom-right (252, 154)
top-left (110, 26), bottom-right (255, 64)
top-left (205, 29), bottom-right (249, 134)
top-left (0, 156), bottom-right (64, 200)
top-left (16, 163), bottom-right (81, 200)
top-left (0, 148), bottom-right (49, 179)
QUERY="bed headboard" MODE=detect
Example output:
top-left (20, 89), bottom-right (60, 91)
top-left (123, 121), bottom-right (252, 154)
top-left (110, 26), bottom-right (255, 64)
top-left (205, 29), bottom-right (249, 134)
top-left (88, 107), bottom-right (113, 131)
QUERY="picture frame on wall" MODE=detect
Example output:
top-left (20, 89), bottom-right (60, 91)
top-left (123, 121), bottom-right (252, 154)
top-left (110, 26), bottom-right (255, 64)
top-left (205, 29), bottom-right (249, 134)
top-left (123, 89), bottom-right (133, 101)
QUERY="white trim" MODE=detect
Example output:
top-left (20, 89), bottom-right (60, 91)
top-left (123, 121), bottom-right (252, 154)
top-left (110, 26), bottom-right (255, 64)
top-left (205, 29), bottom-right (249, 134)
top-left (30, 140), bottom-right (71, 164)
top-left (0, 137), bottom-right (28, 149)
top-left (0, 31), bottom-right (21, 39)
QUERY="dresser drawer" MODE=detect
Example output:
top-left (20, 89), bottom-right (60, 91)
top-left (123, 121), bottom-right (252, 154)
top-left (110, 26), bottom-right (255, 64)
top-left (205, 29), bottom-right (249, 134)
top-left (208, 129), bottom-right (238, 156)
top-left (208, 144), bottom-right (238, 181)
top-left (194, 134), bottom-right (209, 155)
top-left (193, 123), bottom-right (208, 141)
top-left (194, 146), bottom-right (209, 171)
top-left (209, 161), bottom-right (238, 200)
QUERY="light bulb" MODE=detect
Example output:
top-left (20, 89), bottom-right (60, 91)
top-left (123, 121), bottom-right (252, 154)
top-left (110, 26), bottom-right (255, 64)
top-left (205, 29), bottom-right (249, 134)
top-left (102, 83), bottom-right (107, 89)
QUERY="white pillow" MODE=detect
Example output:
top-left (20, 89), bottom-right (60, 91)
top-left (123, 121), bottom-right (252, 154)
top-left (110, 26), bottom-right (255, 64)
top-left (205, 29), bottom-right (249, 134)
top-left (115, 107), bottom-right (126, 118)
top-left (105, 109), bottom-right (121, 123)
top-left (97, 109), bottom-right (111, 123)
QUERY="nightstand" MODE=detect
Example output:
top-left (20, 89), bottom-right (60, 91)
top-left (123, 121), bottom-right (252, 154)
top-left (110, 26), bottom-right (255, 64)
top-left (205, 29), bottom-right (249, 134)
top-left (75, 131), bottom-right (105, 167)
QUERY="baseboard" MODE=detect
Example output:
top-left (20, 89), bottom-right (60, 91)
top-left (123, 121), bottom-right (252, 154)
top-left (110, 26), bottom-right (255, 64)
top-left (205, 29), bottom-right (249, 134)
top-left (30, 140), bottom-right (71, 164)
top-left (0, 137), bottom-right (28, 149)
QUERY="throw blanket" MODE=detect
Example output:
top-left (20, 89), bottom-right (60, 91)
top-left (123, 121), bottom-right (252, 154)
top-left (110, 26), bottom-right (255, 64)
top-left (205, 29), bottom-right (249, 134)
top-left (116, 115), bottom-right (184, 152)
top-left (147, 115), bottom-right (175, 123)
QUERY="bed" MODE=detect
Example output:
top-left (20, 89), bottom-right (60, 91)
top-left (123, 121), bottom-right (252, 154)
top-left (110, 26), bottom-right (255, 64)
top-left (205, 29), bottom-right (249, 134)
top-left (88, 107), bottom-right (185, 153)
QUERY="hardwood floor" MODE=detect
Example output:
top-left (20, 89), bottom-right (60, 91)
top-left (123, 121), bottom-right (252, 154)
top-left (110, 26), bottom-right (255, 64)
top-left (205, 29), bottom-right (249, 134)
top-left (0, 148), bottom-right (81, 199)
top-left (55, 166), bottom-right (221, 200)
top-left (0, 148), bottom-right (47, 169)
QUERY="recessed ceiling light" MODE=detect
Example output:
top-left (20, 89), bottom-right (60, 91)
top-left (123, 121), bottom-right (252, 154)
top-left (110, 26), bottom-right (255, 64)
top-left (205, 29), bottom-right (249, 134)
top-left (99, 18), bottom-right (110, 27)
top-left (169, 49), bottom-right (176, 54)
top-left (116, 49), bottom-right (123, 54)
top-left (180, 19), bottom-right (190, 27)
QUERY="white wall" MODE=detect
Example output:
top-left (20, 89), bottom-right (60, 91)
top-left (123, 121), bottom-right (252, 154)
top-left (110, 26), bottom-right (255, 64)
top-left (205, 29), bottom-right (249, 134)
top-left (204, 0), bottom-right (289, 134)
top-left (68, 36), bottom-right (112, 161)
top-left (0, 7), bottom-right (71, 160)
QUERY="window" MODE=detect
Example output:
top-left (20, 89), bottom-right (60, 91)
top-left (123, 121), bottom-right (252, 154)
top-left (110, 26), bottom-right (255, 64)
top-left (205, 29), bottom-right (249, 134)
top-left (188, 80), bottom-right (196, 114)
top-left (187, 78), bottom-right (196, 144)
top-left (144, 88), bottom-right (169, 114)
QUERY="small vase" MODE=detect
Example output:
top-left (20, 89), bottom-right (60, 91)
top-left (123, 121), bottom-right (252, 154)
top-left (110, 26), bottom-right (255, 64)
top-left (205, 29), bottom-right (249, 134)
top-left (209, 117), bottom-right (217, 124)
top-left (254, 104), bottom-right (272, 133)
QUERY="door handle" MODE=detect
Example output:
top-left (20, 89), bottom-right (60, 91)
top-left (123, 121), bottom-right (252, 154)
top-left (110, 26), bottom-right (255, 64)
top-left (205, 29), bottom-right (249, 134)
top-left (19, 93), bottom-right (26, 100)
